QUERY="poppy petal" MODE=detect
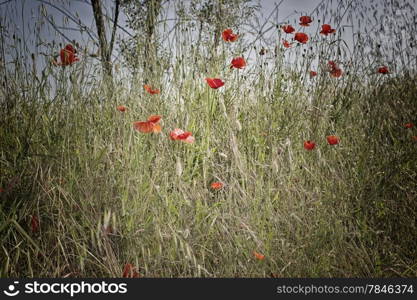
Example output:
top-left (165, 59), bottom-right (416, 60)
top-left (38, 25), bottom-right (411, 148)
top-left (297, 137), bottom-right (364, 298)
top-left (152, 123), bottom-right (162, 133)
top-left (299, 16), bottom-right (313, 26)
top-left (170, 128), bottom-right (183, 140)
top-left (122, 263), bottom-right (140, 278)
top-left (253, 251), bottom-right (265, 260)
top-left (304, 141), bottom-right (316, 150)
top-left (148, 115), bottom-right (162, 124)
top-left (326, 135), bottom-right (340, 145)
top-left (282, 25), bottom-right (295, 34)
top-left (294, 32), bottom-right (309, 44)
top-left (133, 121), bottom-right (153, 133)
top-left (144, 84), bottom-right (160, 94)
top-left (222, 29), bottom-right (238, 42)
top-left (177, 131), bottom-right (192, 140)
top-left (231, 57), bottom-right (246, 69)
top-left (206, 78), bottom-right (225, 89)
top-left (117, 105), bottom-right (127, 112)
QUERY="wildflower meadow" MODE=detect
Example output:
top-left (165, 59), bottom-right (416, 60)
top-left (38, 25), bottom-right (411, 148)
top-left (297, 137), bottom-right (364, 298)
top-left (0, 0), bottom-right (416, 277)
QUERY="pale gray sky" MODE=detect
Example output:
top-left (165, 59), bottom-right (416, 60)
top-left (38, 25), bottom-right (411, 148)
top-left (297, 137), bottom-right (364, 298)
top-left (0, 0), bottom-right (322, 52)
top-left (1, 0), bottom-right (414, 76)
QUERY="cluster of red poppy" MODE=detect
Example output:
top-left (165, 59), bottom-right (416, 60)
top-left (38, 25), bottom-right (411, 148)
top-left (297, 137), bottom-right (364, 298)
top-left (281, 16), bottom-right (334, 48)
top-left (303, 135), bottom-right (340, 151)
top-left (204, 29), bottom-right (247, 90)
top-left (118, 110), bottom-right (223, 190)
top-left (113, 29), bottom-right (247, 213)
top-left (130, 113), bottom-right (196, 143)
top-left (54, 28), bottom-right (389, 81)
top-left (44, 21), bottom-right (410, 276)
top-left (281, 17), bottom-right (340, 76)
top-left (303, 123), bottom-right (416, 151)
top-left (279, 17), bottom-right (390, 78)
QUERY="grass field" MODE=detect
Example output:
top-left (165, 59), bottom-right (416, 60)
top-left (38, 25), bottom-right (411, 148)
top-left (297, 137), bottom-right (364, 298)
top-left (0, 0), bottom-right (416, 277)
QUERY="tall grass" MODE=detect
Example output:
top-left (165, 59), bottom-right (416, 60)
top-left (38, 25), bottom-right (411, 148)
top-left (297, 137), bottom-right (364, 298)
top-left (0, 0), bottom-right (416, 277)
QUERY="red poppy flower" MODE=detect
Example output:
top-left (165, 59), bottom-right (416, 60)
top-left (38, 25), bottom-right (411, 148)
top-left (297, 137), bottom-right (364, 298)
top-left (310, 71), bottom-right (317, 77)
top-left (378, 66), bottom-right (389, 74)
top-left (65, 44), bottom-right (76, 53)
top-left (57, 44), bottom-right (79, 66)
top-left (147, 115), bottom-right (161, 123)
top-left (303, 140), bottom-right (316, 150)
top-left (294, 32), bottom-right (309, 44)
top-left (133, 115), bottom-right (162, 133)
top-left (282, 25), bottom-right (295, 34)
top-left (122, 263), bottom-right (140, 278)
top-left (326, 135), bottom-right (340, 145)
top-left (230, 57), bottom-right (246, 69)
top-left (117, 105), bottom-right (127, 112)
top-left (30, 215), bottom-right (39, 233)
top-left (299, 16), bottom-right (313, 26)
top-left (330, 68), bottom-right (343, 77)
top-left (282, 39), bottom-right (292, 48)
top-left (60, 44), bottom-right (78, 65)
top-left (404, 123), bottom-right (414, 129)
top-left (206, 77), bottom-right (225, 89)
top-left (170, 128), bottom-right (195, 143)
top-left (144, 84), bottom-right (160, 94)
top-left (253, 251), bottom-right (265, 260)
top-left (412, 136), bottom-right (417, 141)
top-left (211, 182), bottom-right (224, 190)
top-left (320, 24), bottom-right (336, 35)
top-left (328, 61), bottom-right (343, 78)
top-left (0, 188), bottom-right (4, 193)
top-left (222, 29), bottom-right (238, 42)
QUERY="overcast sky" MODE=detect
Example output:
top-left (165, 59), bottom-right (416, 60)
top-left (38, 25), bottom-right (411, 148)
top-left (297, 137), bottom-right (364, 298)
top-left (0, 0), bottom-right (323, 51)
top-left (1, 0), bottom-right (414, 76)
